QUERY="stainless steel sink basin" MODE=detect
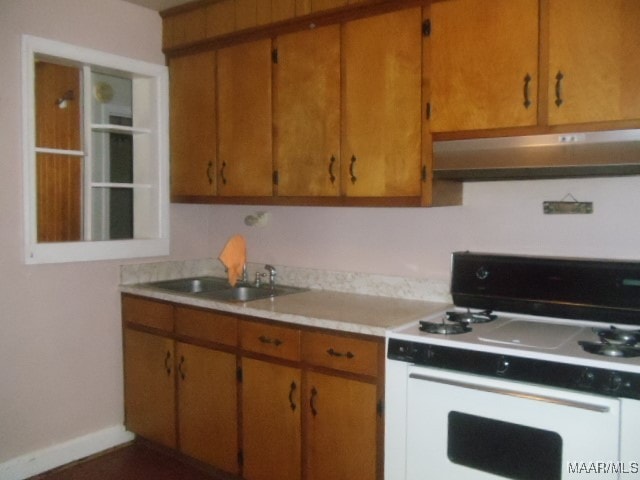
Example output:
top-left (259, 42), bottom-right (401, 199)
top-left (145, 276), bottom-right (229, 294)
top-left (145, 276), bottom-right (307, 302)
top-left (201, 284), bottom-right (308, 303)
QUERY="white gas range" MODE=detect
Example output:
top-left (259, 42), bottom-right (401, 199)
top-left (386, 252), bottom-right (640, 480)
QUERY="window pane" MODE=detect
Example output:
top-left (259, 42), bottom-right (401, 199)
top-left (91, 187), bottom-right (133, 240)
top-left (91, 127), bottom-right (133, 183)
top-left (35, 60), bottom-right (82, 151)
top-left (37, 153), bottom-right (82, 242)
top-left (91, 73), bottom-right (132, 124)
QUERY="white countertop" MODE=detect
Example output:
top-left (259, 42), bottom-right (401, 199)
top-left (120, 284), bottom-right (450, 337)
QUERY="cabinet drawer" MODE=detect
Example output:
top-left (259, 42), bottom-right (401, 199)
top-left (240, 320), bottom-right (300, 361)
top-left (122, 295), bottom-right (174, 332)
top-left (302, 331), bottom-right (380, 376)
top-left (175, 307), bottom-right (238, 346)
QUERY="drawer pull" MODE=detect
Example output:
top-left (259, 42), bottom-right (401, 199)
top-left (329, 155), bottom-right (336, 184)
top-left (554, 71), bottom-right (564, 107)
top-left (326, 348), bottom-right (354, 359)
top-left (310, 386), bottom-right (318, 416)
top-left (206, 161), bottom-right (213, 185)
top-left (164, 351), bottom-right (172, 376)
top-left (258, 335), bottom-right (283, 347)
top-left (220, 161), bottom-right (228, 185)
top-left (523, 73), bottom-right (532, 108)
top-left (288, 381), bottom-right (297, 411)
top-left (178, 355), bottom-right (186, 380)
top-left (349, 155), bottom-right (357, 184)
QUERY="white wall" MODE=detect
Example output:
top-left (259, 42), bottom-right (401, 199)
top-left (0, 0), bottom-right (212, 469)
top-left (204, 175), bottom-right (640, 280)
top-left (2, 0), bottom-right (640, 473)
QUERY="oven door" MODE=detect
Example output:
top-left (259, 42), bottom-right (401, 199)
top-left (406, 365), bottom-right (621, 480)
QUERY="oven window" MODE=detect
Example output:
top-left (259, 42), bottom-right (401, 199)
top-left (448, 412), bottom-right (562, 480)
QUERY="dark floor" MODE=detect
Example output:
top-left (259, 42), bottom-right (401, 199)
top-left (29, 442), bottom-right (226, 480)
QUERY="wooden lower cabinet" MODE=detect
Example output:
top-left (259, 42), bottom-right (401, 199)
top-left (177, 342), bottom-right (239, 474)
top-left (123, 295), bottom-right (383, 480)
top-left (123, 328), bottom-right (176, 449)
top-left (241, 358), bottom-right (302, 480)
top-left (304, 371), bottom-right (378, 480)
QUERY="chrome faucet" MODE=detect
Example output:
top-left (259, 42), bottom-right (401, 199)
top-left (264, 264), bottom-right (277, 291)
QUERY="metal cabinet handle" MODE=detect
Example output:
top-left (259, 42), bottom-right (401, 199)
top-left (178, 355), bottom-right (186, 380)
top-left (288, 381), bottom-right (297, 411)
top-left (554, 71), bottom-right (564, 107)
top-left (310, 386), bottom-right (318, 416)
top-left (164, 351), bottom-right (172, 376)
top-left (329, 155), bottom-right (336, 184)
top-left (523, 73), bottom-right (532, 108)
top-left (220, 161), bottom-right (227, 185)
top-left (206, 161), bottom-right (213, 185)
top-left (349, 155), bottom-right (357, 184)
top-left (258, 335), bottom-right (283, 347)
top-left (326, 348), bottom-right (354, 359)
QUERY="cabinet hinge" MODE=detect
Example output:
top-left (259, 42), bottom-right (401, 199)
top-left (273, 170), bottom-right (279, 186)
top-left (236, 367), bottom-right (243, 383)
top-left (422, 19), bottom-right (431, 37)
top-left (238, 449), bottom-right (244, 467)
top-left (426, 102), bottom-right (431, 120)
top-left (377, 399), bottom-right (385, 417)
top-left (421, 165), bottom-right (428, 182)
top-left (272, 48), bottom-right (279, 64)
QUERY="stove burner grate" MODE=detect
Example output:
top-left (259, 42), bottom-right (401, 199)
top-left (579, 341), bottom-right (640, 358)
top-left (419, 319), bottom-right (471, 335)
top-left (445, 309), bottom-right (497, 324)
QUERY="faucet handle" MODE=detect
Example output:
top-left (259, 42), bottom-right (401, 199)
top-left (264, 265), bottom-right (277, 284)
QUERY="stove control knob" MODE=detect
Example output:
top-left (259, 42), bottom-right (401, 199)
top-left (607, 373), bottom-right (623, 392)
top-left (496, 356), bottom-right (510, 375)
top-left (578, 369), bottom-right (596, 388)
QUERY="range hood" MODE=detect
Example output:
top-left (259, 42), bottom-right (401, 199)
top-left (433, 129), bottom-right (640, 181)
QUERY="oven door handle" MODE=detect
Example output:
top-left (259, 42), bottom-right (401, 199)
top-left (409, 373), bottom-right (611, 413)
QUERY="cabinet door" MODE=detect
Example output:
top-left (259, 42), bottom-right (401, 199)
top-left (177, 342), bottom-right (238, 474)
top-left (304, 371), bottom-right (378, 480)
top-left (274, 24), bottom-right (341, 197)
top-left (169, 51), bottom-right (216, 197)
top-left (217, 39), bottom-right (273, 196)
top-left (342, 8), bottom-right (422, 197)
top-left (430, 0), bottom-right (539, 132)
top-left (123, 329), bottom-right (176, 448)
top-left (548, 0), bottom-right (640, 125)
top-left (242, 358), bottom-right (301, 480)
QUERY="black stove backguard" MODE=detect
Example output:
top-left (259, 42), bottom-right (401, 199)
top-left (451, 252), bottom-right (640, 326)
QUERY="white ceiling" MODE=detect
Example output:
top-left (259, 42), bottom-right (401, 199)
top-left (122, 0), bottom-right (194, 11)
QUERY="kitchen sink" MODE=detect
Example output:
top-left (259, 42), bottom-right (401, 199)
top-left (145, 276), bottom-right (230, 294)
top-left (201, 284), bottom-right (308, 303)
top-left (145, 276), bottom-right (308, 302)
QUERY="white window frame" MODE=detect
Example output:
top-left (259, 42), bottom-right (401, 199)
top-left (22, 35), bottom-right (170, 264)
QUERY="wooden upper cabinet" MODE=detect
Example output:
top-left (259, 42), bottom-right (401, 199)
top-left (274, 24), bottom-right (341, 197)
top-left (342, 8), bottom-right (423, 197)
top-left (217, 39), bottom-right (273, 197)
top-left (547, 0), bottom-right (640, 125)
top-left (430, 0), bottom-right (539, 132)
top-left (169, 51), bottom-right (216, 197)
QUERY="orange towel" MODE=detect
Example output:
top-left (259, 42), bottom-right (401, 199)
top-left (218, 235), bottom-right (246, 286)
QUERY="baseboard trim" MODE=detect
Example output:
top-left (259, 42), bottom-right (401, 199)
top-left (0, 425), bottom-right (135, 480)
